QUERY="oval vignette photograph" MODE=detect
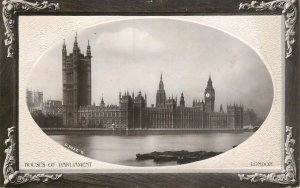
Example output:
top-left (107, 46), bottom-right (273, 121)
top-left (26, 18), bottom-right (274, 167)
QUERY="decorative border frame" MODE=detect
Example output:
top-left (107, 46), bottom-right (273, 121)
top-left (2, 0), bottom-right (59, 58)
top-left (1, 0), bottom-right (299, 187)
top-left (236, 0), bottom-right (298, 185)
top-left (239, 0), bottom-right (297, 59)
top-left (3, 127), bottom-right (62, 185)
top-left (238, 126), bottom-right (296, 184)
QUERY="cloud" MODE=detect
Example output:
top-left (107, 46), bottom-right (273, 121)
top-left (28, 18), bottom-right (273, 118)
top-left (95, 27), bottom-right (166, 58)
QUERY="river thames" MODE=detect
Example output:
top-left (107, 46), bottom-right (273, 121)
top-left (50, 132), bottom-right (253, 166)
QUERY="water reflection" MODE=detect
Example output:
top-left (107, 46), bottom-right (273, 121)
top-left (50, 132), bottom-right (253, 166)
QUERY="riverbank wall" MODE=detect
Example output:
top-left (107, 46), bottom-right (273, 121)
top-left (42, 128), bottom-right (253, 135)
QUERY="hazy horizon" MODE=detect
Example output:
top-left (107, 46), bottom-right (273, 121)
top-left (27, 18), bottom-right (274, 118)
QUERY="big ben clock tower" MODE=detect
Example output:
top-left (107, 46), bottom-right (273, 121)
top-left (204, 74), bottom-right (215, 112)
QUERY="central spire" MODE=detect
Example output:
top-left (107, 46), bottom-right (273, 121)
top-left (159, 72), bottom-right (164, 90)
top-left (156, 72), bottom-right (166, 108)
top-left (73, 32), bottom-right (79, 52)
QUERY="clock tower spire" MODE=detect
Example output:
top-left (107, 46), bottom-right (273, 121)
top-left (204, 74), bottom-right (215, 112)
top-left (156, 72), bottom-right (166, 108)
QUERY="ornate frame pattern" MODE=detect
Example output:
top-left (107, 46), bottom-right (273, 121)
top-left (2, 0), bottom-right (59, 58)
top-left (238, 126), bottom-right (296, 184)
top-left (1, 0), bottom-right (298, 187)
top-left (2, 0), bottom-right (61, 185)
top-left (238, 0), bottom-right (297, 184)
top-left (239, 0), bottom-right (297, 59)
top-left (3, 127), bottom-right (62, 185)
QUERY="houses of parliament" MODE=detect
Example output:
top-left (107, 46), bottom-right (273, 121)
top-left (61, 35), bottom-right (244, 130)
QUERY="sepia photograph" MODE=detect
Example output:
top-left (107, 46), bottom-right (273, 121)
top-left (25, 18), bottom-right (274, 167)
top-left (0, 0), bottom-right (298, 186)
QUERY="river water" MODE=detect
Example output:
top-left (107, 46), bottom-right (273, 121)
top-left (50, 132), bottom-right (253, 166)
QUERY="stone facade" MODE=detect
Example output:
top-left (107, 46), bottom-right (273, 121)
top-left (61, 35), bottom-right (244, 129)
top-left (77, 75), bottom-right (244, 130)
top-left (26, 89), bottom-right (43, 113)
top-left (62, 34), bottom-right (91, 127)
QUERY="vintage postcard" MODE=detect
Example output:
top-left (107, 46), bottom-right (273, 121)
top-left (0, 0), bottom-right (299, 187)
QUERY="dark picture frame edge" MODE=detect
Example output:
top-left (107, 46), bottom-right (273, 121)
top-left (0, 0), bottom-right (299, 187)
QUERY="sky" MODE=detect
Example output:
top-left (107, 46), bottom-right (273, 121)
top-left (28, 18), bottom-right (274, 118)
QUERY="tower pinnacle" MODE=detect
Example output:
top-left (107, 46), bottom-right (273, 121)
top-left (220, 104), bottom-right (224, 113)
top-left (63, 39), bottom-right (66, 47)
top-left (207, 73), bottom-right (212, 86)
top-left (156, 72), bottom-right (166, 108)
top-left (159, 73), bottom-right (164, 90)
top-left (180, 92), bottom-right (185, 107)
top-left (73, 32), bottom-right (79, 52)
top-left (100, 93), bottom-right (105, 107)
top-left (87, 40), bottom-right (91, 57)
top-left (62, 39), bottom-right (67, 57)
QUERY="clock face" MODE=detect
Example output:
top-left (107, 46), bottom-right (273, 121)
top-left (206, 93), bottom-right (210, 98)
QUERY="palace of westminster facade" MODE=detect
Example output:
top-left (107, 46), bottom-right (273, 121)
top-left (61, 36), bottom-right (244, 129)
